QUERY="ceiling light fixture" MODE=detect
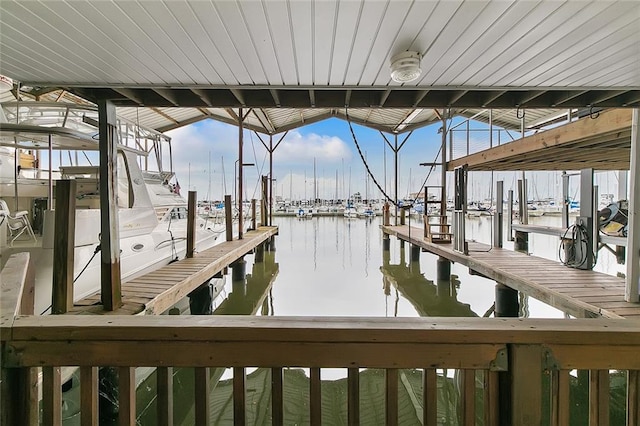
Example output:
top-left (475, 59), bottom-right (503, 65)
top-left (390, 51), bottom-right (422, 83)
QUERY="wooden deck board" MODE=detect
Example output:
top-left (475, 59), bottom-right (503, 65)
top-left (382, 225), bottom-right (640, 319)
top-left (69, 226), bottom-right (278, 316)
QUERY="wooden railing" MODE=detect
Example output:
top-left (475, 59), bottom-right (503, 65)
top-left (2, 254), bottom-right (640, 426)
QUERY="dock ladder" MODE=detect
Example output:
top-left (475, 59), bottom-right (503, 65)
top-left (423, 185), bottom-right (452, 244)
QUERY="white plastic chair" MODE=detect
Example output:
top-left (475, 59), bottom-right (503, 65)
top-left (0, 199), bottom-right (36, 245)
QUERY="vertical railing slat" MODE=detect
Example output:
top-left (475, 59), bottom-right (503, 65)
top-left (511, 344), bottom-right (542, 425)
top-left (347, 368), bottom-right (359, 426)
top-left (118, 367), bottom-right (136, 426)
top-left (233, 367), bottom-right (246, 426)
top-left (551, 370), bottom-right (570, 426)
top-left (157, 367), bottom-right (173, 426)
top-left (385, 368), bottom-right (398, 426)
top-left (310, 368), bottom-right (322, 426)
top-left (80, 366), bottom-right (98, 426)
top-left (42, 366), bottom-right (62, 426)
top-left (423, 368), bottom-right (438, 426)
top-left (461, 369), bottom-right (475, 425)
top-left (484, 370), bottom-right (499, 426)
top-left (629, 370), bottom-right (640, 426)
top-left (271, 367), bottom-right (283, 426)
top-left (194, 367), bottom-right (210, 426)
top-left (589, 370), bottom-right (609, 426)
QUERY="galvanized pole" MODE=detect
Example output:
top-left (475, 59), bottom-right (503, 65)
top-left (394, 134), bottom-right (398, 225)
top-left (440, 115), bottom-right (447, 216)
top-left (269, 135), bottom-right (273, 226)
top-left (238, 108), bottom-right (244, 239)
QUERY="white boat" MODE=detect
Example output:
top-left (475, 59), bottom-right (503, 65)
top-left (0, 101), bottom-right (225, 315)
top-left (343, 204), bottom-right (357, 219)
top-left (296, 207), bottom-right (313, 219)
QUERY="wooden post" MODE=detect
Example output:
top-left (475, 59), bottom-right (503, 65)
top-left (261, 176), bottom-right (268, 227)
top-left (98, 99), bottom-right (122, 311)
top-left (233, 367), bottom-right (246, 425)
top-left (271, 368), bottom-right (284, 426)
top-left (494, 180), bottom-right (504, 248)
top-left (423, 369), bottom-right (437, 426)
top-left (238, 108), bottom-right (245, 240)
top-left (628, 370), bottom-right (639, 426)
top-left (225, 194), bottom-right (233, 242)
top-left (589, 370), bottom-right (609, 426)
top-left (385, 369), bottom-right (398, 426)
top-left (626, 108), bottom-right (640, 302)
top-left (157, 367), bottom-right (174, 426)
top-left (495, 284), bottom-right (519, 317)
top-left (42, 366), bottom-right (62, 425)
top-left (510, 345), bottom-right (542, 425)
top-left (52, 179), bottom-right (76, 314)
top-left (310, 368), bottom-right (322, 426)
top-left (551, 370), bottom-right (570, 426)
top-left (186, 191), bottom-right (196, 258)
top-left (81, 366), bottom-right (99, 426)
top-left (251, 198), bottom-right (257, 230)
top-left (195, 367), bottom-right (210, 425)
top-left (348, 368), bottom-right (359, 426)
top-left (383, 202), bottom-right (390, 226)
top-left (400, 207), bottom-right (406, 225)
top-left (514, 230), bottom-right (528, 254)
top-left (118, 367), bottom-right (136, 426)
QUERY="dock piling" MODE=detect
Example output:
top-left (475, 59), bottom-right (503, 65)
top-left (186, 190), bottom-right (196, 258)
top-left (232, 259), bottom-right (247, 282)
top-left (436, 257), bottom-right (451, 282)
top-left (52, 179), bottom-right (76, 314)
top-left (495, 284), bottom-right (519, 318)
top-left (225, 195), bottom-right (232, 242)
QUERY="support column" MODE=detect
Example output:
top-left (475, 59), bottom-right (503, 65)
top-left (626, 109), bottom-right (640, 302)
top-left (232, 258), bottom-right (247, 282)
top-left (52, 179), bottom-right (76, 314)
top-left (394, 134), bottom-right (399, 225)
top-left (514, 231), bottom-right (528, 254)
top-left (616, 170), bottom-right (627, 264)
top-left (495, 282), bottom-right (519, 426)
top-left (495, 284), bottom-right (519, 318)
top-left (494, 180), bottom-right (503, 248)
top-left (578, 168), bottom-right (595, 270)
top-left (238, 108), bottom-right (245, 240)
top-left (436, 257), bottom-right (451, 282)
top-left (98, 99), bottom-right (122, 311)
top-left (255, 243), bottom-right (265, 263)
top-left (188, 283), bottom-right (213, 315)
top-left (440, 115), bottom-right (447, 216)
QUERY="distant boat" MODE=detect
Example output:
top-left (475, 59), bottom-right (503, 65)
top-left (344, 203), bottom-right (357, 219)
top-left (297, 207), bottom-right (313, 219)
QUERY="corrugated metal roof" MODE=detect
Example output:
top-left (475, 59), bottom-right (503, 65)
top-left (1, 0), bottom-right (637, 134)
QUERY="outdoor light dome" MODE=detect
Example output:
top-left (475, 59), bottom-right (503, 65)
top-left (390, 51), bottom-right (422, 83)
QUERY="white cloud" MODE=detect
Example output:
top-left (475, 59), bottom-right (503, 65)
top-left (275, 131), bottom-right (352, 165)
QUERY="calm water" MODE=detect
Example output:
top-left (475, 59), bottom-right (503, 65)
top-left (100, 214), bottom-right (629, 425)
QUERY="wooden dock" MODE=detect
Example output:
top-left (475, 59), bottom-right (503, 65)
top-left (70, 226), bottom-right (278, 315)
top-left (382, 225), bottom-right (640, 319)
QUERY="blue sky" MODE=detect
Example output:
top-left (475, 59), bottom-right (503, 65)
top-left (167, 116), bottom-right (447, 202)
top-left (166, 115), bottom-right (621, 203)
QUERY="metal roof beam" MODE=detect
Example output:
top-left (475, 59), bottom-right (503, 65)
top-left (190, 89), bottom-right (213, 107)
top-left (113, 88), bottom-right (145, 105)
top-left (152, 88), bottom-right (179, 106)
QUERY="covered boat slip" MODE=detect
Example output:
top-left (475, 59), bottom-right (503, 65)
top-left (69, 226), bottom-right (278, 316)
top-left (382, 225), bottom-right (640, 319)
top-left (447, 108), bottom-right (633, 171)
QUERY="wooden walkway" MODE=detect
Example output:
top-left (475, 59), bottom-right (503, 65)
top-left (382, 225), bottom-right (640, 319)
top-left (69, 226), bottom-right (278, 315)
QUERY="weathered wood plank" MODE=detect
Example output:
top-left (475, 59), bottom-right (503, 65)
top-left (348, 368), bottom-right (359, 426)
top-left (81, 366), bottom-right (98, 426)
top-left (310, 367), bottom-right (321, 426)
top-left (118, 367), bottom-right (136, 426)
top-left (52, 179), bottom-right (76, 314)
top-left (385, 368), bottom-right (398, 426)
top-left (0, 252), bottom-right (32, 338)
top-left (461, 369), bottom-right (475, 425)
top-left (551, 370), bottom-right (570, 426)
top-left (194, 367), bottom-right (210, 426)
top-left (629, 370), bottom-right (639, 426)
top-left (484, 370), bottom-right (499, 426)
top-left (157, 366), bottom-right (173, 426)
top-left (382, 225), bottom-right (640, 318)
top-left (271, 367), bottom-right (283, 426)
top-left (233, 367), bottom-right (245, 426)
top-left (42, 366), bottom-right (62, 426)
top-left (423, 369), bottom-right (437, 426)
top-left (511, 345), bottom-right (542, 425)
top-left (589, 370), bottom-right (609, 426)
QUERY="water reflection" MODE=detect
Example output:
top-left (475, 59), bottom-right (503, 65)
top-left (380, 243), bottom-right (478, 318)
